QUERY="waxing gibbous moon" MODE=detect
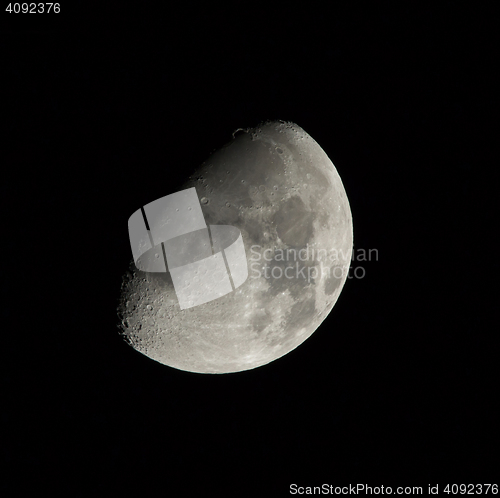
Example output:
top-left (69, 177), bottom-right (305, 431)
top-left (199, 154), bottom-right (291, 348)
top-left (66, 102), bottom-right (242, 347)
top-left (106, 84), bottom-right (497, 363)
top-left (117, 120), bottom-right (353, 373)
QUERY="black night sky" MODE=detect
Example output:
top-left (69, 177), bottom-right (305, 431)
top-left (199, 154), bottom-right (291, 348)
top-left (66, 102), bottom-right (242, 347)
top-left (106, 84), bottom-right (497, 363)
top-left (2, 5), bottom-right (497, 496)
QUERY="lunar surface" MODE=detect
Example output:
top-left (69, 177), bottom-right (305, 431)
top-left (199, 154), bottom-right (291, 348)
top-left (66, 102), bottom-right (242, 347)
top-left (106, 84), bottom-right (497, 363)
top-left (117, 120), bottom-right (353, 373)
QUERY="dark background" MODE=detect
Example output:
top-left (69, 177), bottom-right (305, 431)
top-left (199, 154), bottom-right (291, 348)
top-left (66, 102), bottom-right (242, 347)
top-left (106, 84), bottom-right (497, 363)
top-left (2, 4), bottom-right (497, 495)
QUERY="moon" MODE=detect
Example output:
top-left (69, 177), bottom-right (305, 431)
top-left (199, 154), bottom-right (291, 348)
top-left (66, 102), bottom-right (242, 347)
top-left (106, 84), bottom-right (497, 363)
top-left (117, 120), bottom-right (353, 373)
